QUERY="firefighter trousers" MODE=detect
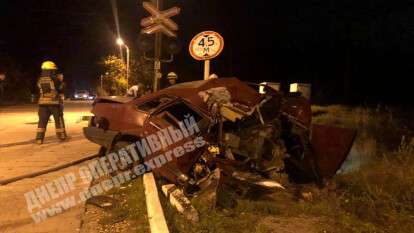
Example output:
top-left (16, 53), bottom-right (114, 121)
top-left (59, 104), bottom-right (66, 135)
top-left (36, 105), bottom-right (66, 141)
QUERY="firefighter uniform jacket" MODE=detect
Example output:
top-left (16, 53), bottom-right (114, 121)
top-left (37, 75), bottom-right (60, 105)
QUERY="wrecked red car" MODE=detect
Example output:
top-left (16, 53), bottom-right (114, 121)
top-left (83, 78), bottom-right (355, 192)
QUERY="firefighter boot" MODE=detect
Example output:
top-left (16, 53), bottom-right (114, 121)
top-left (36, 128), bottom-right (46, 145)
top-left (59, 115), bottom-right (68, 138)
top-left (56, 128), bottom-right (67, 141)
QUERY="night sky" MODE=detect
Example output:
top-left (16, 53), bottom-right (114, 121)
top-left (0, 0), bottom-right (413, 105)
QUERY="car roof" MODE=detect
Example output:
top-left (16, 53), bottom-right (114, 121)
top-left (133, 77), bottom-right (263, 113)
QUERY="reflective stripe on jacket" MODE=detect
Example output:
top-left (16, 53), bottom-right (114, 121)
top-left (37, 76), bottom-right (59, 105)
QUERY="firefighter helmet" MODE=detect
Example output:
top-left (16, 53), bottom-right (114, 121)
top-left (41, 61), bottom-right (58, 70)
top-left (167, 72), bottom-right (178, 80)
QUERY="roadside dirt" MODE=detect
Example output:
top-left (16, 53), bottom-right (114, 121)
top-left (257, 216), bottom-right (329, 233)
top-left (79, 176), bottom-right (335, 233)
top-left (80, 178), bottom-right (150, 233)
top-left (80, 204), bottom-right (135, 233)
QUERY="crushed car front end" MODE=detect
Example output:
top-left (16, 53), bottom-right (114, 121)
top-left (83, 78), bottom-right (356, 201)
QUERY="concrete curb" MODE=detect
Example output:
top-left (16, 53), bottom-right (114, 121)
top-left (161, 184), bottom-right (199, 222)
top-left (143, 172), bottom-right (170, 233)
top-left (0, 153), bottom-right (99, 186)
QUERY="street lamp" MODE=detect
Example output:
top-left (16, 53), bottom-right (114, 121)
top-left (116, 38), bottom-right (124, 46)
top-left (116, 38), bottom-right (130, 92)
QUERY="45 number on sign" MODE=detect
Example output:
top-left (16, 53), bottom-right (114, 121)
top-left (189, 31), bottom-right (224, 80)
top-left (189, 31), bottom-right (224, 61)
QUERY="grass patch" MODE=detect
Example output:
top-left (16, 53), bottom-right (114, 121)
top-left (335, 139), bottom-right (414, 233)
top-left (162, 190), bottom-right (283, 233)
top-left (312, 105), bottom-right (413, 150)
top-left (277, 142), bottom-right (414, 233)
top-left (121, 178), bottom-right (150, 232)
top-left (97, 177), bottom-right (150, 233)
top-left (283, 105), bottom-right (414, 233)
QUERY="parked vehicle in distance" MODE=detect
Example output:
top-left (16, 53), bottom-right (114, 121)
top-left (73, 90), bottom-right (94, 100)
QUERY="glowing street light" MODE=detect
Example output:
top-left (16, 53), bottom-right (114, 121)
top-left (116, 38), bottom-right (130, 92)
top-left (116, 38), bottom-right (124, 46)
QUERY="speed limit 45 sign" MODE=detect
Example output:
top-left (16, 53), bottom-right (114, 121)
top-left (189, 31), bottom-right (224, 61)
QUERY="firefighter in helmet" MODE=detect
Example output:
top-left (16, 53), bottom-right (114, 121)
top-left (166, 72), bottom-right (178, 87)
top-left (56, 73), bottom-right (67, 138)
top-left (35, 61), bottom-right (67, 144)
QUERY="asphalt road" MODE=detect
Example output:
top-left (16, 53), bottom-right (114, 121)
top-left (0, 101), bottom-right (101, 233)
top-left (0, 101), bottom-right (93, 144)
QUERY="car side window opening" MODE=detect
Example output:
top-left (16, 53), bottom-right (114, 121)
top-left (137, 96), bottom-right (173, 112)
top-left (161, 101), bottom-right (203, 123)
top-left (160, 112), bottom-right (180, 127)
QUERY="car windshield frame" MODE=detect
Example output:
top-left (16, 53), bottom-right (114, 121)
top-left (135, 94), bottom-right (175, 114)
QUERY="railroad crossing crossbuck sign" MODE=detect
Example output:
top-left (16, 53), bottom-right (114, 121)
top-left (189, 31), bottom-right (224, 80)
top-left (141, 1), bottom-right (180, 37)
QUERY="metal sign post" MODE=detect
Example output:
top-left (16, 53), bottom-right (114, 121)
top-left (141, 0), bottom-right (180, 92)
top-left (189, 31), bottom-right (224, 80)
top-left (204, 60), bottom-right (210, 80)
